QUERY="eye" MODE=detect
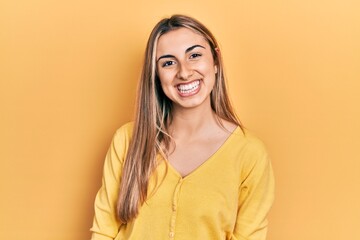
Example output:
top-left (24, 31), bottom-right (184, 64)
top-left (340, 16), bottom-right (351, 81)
top-left (162, 60), bottom-right (176, 67)
top-left (190, 53), bottom-right (202, 59)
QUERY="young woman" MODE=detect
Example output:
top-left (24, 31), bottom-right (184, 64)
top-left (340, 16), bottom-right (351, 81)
top-left (90, 15), bottom-right (274, 240)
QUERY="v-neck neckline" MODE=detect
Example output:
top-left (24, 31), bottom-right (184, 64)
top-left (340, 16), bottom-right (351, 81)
top-left (161, 126), bottom-right (241, 180)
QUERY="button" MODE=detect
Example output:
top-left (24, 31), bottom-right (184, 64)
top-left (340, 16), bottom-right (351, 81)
top-left (169, 231), bottom-right (175, 238)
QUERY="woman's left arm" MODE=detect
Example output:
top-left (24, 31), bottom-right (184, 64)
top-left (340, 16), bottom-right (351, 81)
top-left (232, 141), bottom-right (275, 240)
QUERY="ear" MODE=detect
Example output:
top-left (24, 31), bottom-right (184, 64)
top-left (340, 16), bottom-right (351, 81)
top-left (214, 65), bottom-right (218, 74)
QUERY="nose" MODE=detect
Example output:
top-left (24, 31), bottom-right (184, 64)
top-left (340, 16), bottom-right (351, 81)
top-left (176, 62), bottom-right (193, 80)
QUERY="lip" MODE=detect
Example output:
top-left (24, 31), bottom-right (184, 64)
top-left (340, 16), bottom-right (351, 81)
top-left (175, 80), bottom-right (201, 97)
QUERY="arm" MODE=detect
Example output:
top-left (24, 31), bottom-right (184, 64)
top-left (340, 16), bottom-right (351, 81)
top-left (90, 125), bottom-right (130, 240)
top-left (232, 141), bottom-right (275, 240)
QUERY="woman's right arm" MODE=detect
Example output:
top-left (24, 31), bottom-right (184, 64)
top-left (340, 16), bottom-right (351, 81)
top-left (90, 124), bottom-right (131, 240)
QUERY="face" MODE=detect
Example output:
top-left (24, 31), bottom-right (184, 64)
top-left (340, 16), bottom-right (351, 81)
top-left (156, 27), bottom-right (217, 111)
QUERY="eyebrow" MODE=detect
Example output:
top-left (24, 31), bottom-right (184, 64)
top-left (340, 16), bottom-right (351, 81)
top-left (156, 44), bottom-right (206, 62)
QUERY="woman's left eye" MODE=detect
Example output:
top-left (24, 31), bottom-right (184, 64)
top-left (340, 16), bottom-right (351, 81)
top-left (190, 53), bottom-right (202, 59)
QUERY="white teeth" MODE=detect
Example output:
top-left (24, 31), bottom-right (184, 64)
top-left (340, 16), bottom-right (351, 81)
top-left (177, 80), bottom-right (200, 94)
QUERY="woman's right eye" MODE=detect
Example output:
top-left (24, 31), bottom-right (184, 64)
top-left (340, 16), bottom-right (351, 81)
top-left (162, 60), bottom-right (175, 67)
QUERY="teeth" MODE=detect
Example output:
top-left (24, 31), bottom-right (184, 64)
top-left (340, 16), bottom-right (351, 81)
top-left (177, 80), bottom-right (200, 94)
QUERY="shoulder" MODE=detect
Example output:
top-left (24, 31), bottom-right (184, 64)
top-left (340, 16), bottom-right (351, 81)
top-left (111, 121), bottom-right (134, 156)
top-left (114, 121), bottom-right (134, 139)
top-left (231, 128), bottom-right (267, 154)
top-left (228, 129), bottom-right (273, 187)
top-left (243, 129), bottom-right (267, 155)
top-left (230, 128), bottom-right (269, 168)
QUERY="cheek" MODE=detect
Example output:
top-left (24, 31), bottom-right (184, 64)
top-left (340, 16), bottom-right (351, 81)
top-left (200, 66), bottom-right (216, 79)
top-left (158, 71), bottom-right (174, 86)
top-left (158, 74), bottom-right (173, 97)
top-left (198, 59), bottom-right (216, 75)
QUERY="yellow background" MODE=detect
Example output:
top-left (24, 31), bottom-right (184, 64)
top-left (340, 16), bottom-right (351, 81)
top-left (1, 0), bottom-right (359, 239)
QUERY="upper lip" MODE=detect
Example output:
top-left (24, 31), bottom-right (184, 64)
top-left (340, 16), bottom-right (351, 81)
top-left (175, 79), bottom-right (200, 87)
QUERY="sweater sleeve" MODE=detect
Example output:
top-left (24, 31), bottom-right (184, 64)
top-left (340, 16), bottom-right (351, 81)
top-left (232, 140), bottom-right (275, 240)
top-left (90, 125), bottom-right (131, 240)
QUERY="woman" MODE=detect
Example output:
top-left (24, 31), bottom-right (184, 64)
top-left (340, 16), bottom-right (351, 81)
top-left (90, 15), bottom-right (274, 240)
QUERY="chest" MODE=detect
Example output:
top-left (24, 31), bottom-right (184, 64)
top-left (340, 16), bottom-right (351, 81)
top-left (168, 136), bottom-right (228, 177)
top-left (143, 154), bottom-right (242, 238)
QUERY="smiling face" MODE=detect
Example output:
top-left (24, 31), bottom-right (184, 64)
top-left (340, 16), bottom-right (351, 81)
top-left (156, 27), bottom-right (217, 111)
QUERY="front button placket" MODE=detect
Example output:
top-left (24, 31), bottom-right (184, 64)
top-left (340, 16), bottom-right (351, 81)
top-left (169, 178), bottom-right (183, 239)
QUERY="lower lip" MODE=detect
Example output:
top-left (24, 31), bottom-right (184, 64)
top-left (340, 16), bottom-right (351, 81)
top-left (177, 82), bottom-right (201, 97)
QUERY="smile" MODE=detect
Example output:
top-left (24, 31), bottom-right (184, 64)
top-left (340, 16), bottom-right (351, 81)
top-left (176, 80), bottom-right (200, 94)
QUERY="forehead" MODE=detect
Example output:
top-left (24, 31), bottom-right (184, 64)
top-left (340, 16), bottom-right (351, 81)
top-left (156, 28), bottom-right (209, 54)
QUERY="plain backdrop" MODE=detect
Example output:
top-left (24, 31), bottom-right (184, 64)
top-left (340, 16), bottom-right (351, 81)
top-left (1, 0), bottom-right (359, 239)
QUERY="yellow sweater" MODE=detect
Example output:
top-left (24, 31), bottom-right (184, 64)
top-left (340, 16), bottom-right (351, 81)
top-left (90, 122), bottom-right (274, 240)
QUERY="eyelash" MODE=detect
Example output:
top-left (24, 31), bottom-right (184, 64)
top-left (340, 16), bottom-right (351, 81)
top-left (190, 53), bottom-right (202, 59)
top-left (162, 61), bottom-right (175, 67)
top-left (161, 53), bottom-right (203, 67)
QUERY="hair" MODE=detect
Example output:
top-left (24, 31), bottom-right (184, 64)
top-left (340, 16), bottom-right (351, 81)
top-left (117, 14), bottom-right (242, 223)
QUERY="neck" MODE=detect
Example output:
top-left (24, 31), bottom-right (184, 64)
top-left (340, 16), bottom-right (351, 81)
top-left (169, 104), bottom-right (219, 138)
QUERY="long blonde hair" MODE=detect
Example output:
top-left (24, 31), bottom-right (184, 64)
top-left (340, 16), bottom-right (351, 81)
top-left (117, 14), bottom-right (242, 223)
